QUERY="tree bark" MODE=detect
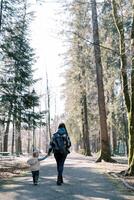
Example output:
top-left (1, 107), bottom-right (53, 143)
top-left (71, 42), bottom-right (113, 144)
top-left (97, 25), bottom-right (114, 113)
top-left (81, 92), bottom-right (91, 156)
top-left (46, 71), bottom-right (51, 140)
top-left (112, 0), bottom-right (130, 112)
top-left (112, 0), bottom-right (134, 174)
top-left (11, 118), bottom-right (15, 154)
top-left (91, 0), bottom-right (114, 162)
top-left (3, 109), bottom-right (12, 152)
top-left (128, 3), bottom-right (134, 175)
top-left (0, 0), bottom-right (3, 32)
top-left (27, 127), bottom-right (31, 153)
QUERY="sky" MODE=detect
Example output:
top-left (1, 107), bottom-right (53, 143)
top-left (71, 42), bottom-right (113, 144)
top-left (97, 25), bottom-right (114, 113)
top-left (30, 0), bottom-right (103, 118)
top-left (30, 1), bottom-right (66, 118)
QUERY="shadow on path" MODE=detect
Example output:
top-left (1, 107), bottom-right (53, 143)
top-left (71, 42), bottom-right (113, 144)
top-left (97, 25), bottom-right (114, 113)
top-left (0, 153), bottom-right (133, 200)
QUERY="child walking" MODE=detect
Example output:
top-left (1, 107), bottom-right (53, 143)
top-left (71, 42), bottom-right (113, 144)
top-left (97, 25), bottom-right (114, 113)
top-left (27, 150), bottom-right (47, 185)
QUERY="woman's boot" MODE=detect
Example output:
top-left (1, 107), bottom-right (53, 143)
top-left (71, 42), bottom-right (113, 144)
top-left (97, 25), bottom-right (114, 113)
top-left (57, 175), bottom-right (62, 185)
top-left (61, 175), bottom-right (63, 183)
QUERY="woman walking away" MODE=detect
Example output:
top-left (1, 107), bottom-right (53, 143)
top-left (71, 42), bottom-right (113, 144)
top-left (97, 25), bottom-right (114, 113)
top-left (47, 123), bottom-right (71, 185)
top-left (27, 150), bottom-right (47, 185)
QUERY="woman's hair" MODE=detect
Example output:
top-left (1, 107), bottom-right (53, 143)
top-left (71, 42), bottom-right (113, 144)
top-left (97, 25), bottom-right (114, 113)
top-left (58, 123), bottom-right (66, 129)
top-left (58, 123), bottom-right (68, 135)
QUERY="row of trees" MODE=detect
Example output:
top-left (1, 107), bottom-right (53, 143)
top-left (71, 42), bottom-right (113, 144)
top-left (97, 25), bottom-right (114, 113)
top-left (61, 0), bottom-right (134, 175)
top-left (0, 0), bottom-right (48, 155)
top-left (1, 0), bottom-right (134, 175)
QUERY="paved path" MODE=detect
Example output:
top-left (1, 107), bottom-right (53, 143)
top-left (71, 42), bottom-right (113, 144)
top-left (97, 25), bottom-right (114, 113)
top-left (0, 153), bottom-right (134, 200)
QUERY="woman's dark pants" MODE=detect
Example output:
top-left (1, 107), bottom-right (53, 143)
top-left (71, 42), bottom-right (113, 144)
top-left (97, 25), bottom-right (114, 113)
top-left (54, 153), bottom-right (67, 184)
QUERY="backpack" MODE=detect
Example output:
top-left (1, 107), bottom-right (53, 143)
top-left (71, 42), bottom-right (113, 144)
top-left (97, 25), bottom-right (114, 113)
top-left (52, 132), bottom-right (67, 154)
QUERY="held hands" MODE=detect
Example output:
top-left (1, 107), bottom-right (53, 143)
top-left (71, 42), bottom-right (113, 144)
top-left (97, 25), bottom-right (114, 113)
top-left (47, 152), bottom-right (51, 157)
top-left (47, 149), bottom-right (52, 157)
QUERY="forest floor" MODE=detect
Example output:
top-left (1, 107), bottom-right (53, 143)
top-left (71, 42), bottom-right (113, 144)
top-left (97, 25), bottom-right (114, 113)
top-left (0, 153), bottom-right (134, 191)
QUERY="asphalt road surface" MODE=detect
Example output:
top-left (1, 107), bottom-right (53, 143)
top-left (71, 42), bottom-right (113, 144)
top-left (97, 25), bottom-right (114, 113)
top-left (0, 153), bottom-right (134, 200)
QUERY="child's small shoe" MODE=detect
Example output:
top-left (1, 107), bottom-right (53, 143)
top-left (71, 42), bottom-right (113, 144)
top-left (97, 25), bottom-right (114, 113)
top-left (33, 181), bottom-right (38, 185)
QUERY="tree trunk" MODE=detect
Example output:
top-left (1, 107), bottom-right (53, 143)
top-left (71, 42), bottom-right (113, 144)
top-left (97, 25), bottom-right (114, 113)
top-left (112, 0), bottom-right (134, 175)
top-left (18, 108), bottom-right (22, 154)
top-left (11, 118), bottom-right (15, 154)
top-left (39, 124), bottom-right (42, 150)
top-left (3, 109), bottom-right (12, 152)
top-left (112, 0), bottom-right (130, 113)
top-left (122, 101), bottom-right (128, 155)
top-left (111, 110), bottom-right (117, 154)
top-left (83, 93), bottom-right (91, 156)
top-left (91, 0), bottom-right (114, 162)
top-left (15, 120), bottom-right (22, 155)
top-left (79, 63), bottom-right (91, 156)
top-left (112, 0), bottom-right (134, 174)
top-left (81, 92), bottom-right (91, 156)
top-left (27, 130), bottom-right (31, 153)
top-left (0, 0), bottom-right (3, 32)
top-left (18, 131), bottom-right (22, 154)
top-left (46, 72), bottom-right (51, 140)
top-left (127, 4), bottom-right (134, 175)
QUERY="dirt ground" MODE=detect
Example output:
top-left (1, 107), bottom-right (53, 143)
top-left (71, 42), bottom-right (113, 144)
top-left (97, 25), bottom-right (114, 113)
top-left (0, 156), bottom-right (29, 178)
top-left (92, 156), bottom-right (134, 190)
top-left (0, 154), bottom-right (134, 190)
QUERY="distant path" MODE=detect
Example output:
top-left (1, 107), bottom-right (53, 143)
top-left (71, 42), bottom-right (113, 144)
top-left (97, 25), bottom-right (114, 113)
top-left (0, 153), bottom-right (133, 200)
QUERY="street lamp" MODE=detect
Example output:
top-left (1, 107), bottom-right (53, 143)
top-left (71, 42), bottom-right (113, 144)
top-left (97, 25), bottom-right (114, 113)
top-left (32, 89), bottom-right (36, 151)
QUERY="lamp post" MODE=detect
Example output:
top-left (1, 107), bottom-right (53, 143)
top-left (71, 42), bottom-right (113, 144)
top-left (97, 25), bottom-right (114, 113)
top-left (32, 89), bottom-right (36, 151)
